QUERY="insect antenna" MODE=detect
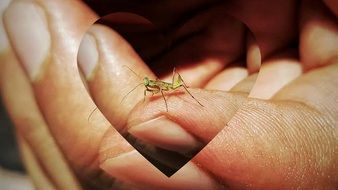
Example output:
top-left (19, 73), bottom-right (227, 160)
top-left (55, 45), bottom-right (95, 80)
top-left (122, 65), bottom-right (142, 80)
top-left (120, 83), bottom-right (144, 103)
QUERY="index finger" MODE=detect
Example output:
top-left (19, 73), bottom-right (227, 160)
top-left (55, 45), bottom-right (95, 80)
top-left (78, 22), bottom-right (155, 131)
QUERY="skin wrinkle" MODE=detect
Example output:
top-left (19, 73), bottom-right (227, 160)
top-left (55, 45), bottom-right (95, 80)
top-left (273, 63), bottom-right (338, 125)
top-left (33, 29), bottom-right (103, 174)
top-left (192, 96), bottom-right (337, 189)
top-left (190, 139), bottom-right (229, 189)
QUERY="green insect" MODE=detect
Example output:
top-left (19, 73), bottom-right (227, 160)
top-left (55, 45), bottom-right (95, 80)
top-left (121, 66), bottom-right (204, 112)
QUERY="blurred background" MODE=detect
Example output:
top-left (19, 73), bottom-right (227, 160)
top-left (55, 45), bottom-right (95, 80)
top-left (0, 102), bottom-right (33, 190)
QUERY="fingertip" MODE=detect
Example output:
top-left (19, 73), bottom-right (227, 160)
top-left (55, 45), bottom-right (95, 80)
top-left (300, 0), bottom-right (338, 70)
top-left (204, 66), bottom-right (249, 91)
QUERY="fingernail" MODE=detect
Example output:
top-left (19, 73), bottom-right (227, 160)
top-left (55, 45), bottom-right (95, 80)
top-left (0, 0), bottom-right (11, 52)
top-left (128, 116), bottom-right (202, 154)
top-left (77, 33), bottom-right (99, 80)
top-left (100, 150), bottom-right (221, 190)
top-left (4, 1), bottom-right (50, 81)
top-left (246, 33), bottom-right (261, 73)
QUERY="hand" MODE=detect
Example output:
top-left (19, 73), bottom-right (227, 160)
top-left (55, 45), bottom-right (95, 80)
top-left (0, 0), bottom-right (337, 189)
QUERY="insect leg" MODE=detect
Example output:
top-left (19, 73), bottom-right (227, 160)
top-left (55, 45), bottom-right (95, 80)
top-left (144, 88), bottom-right (158, 102)
top-left (172, 67), bottom-right (176, 85)
top-left (171, 67), bottom-right (189, 89)
top-left (144, 89), bottom-right (147, 102)
top-left (176, 70), bottom-right (188, 88)
top-left (172, 69), bottom-right (203, 107)
top-left (181, 85), bottom-right (204, 107)
top-left (160, 89), bottom-right (168, 112)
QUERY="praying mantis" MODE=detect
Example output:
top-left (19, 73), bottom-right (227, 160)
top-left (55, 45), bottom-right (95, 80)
top-left (121, 66), bottom-right (204, 112)
top-left (88, 66), bottom-right (203, 121)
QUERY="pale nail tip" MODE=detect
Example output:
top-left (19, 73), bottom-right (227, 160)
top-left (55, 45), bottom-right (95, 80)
top-left (174, 163), bottom-right (221, 189)
top-left (100, 150), bottom-right (138, 169)
top-left (78, 33), bottom-right (99, 79)
top-left (4, 1), bottom-right (51, 81)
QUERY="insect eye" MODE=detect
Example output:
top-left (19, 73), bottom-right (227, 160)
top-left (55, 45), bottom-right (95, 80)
top-left (144, 77), bottom-right (149, 85)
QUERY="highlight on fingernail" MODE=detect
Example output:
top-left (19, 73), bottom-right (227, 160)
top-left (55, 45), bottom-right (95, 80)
top-left (4, 1), bottom-right (51, 81)
top-left (77, 33), bottom-right (99, 80)
top-left (128, 116), bottom-right (202, 154)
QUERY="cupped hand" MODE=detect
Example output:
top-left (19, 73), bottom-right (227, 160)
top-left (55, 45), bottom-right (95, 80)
top-left (0, 0), bottom-right (337, 190)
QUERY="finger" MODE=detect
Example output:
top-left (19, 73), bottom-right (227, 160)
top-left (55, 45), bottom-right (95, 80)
top-left (246, 31), bottom-right (261, 73)
top-left (273, 61), bottom-right (338, 122)
top-left (299, 0), bottom-right (338, 70)
top-left (154, 5), bottom-right (247, 87)
top-left (101, 62), bottom-right (338, 189)
top-left (124, 68), bottom-right (336, 188)
top-left (78, 23), bottom-right (155, 131)
top-left (77, 22), bottom-right (208, 186)
top-left (128, 90), bottom-right (247, 143)
top-left (225, 0), bottom-right (298, 61)
top-left (0, 2), bottom-right (80, 188)
top-left (203, 31), bottom-right (259, 92)
top-left (0, 48), bottom-right (80, 189)
top-left (323, 0), bottom-right (338, 16)
top-left (3, 0), bottom-right (111, 187)
top-left (194, 99), bottom-right (337, 189)
top-left (197, 62), bottom-right (338, 189)
top-left (81, 32), bottom-right (232, 176)
top-left (99, 88), bottom-right (246, 187)
top-left (18, 135), bottom-right (54, 190)
top-left (204, 64), bottom-right (248, 91)
top-left (248, 49), bottom-right (302, 99)
top-left (230, 73), bottom-right (258, 93)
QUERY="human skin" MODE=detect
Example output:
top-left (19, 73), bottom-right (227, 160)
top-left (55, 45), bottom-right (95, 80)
top-left (0, 0), bottom-right (337, 189)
